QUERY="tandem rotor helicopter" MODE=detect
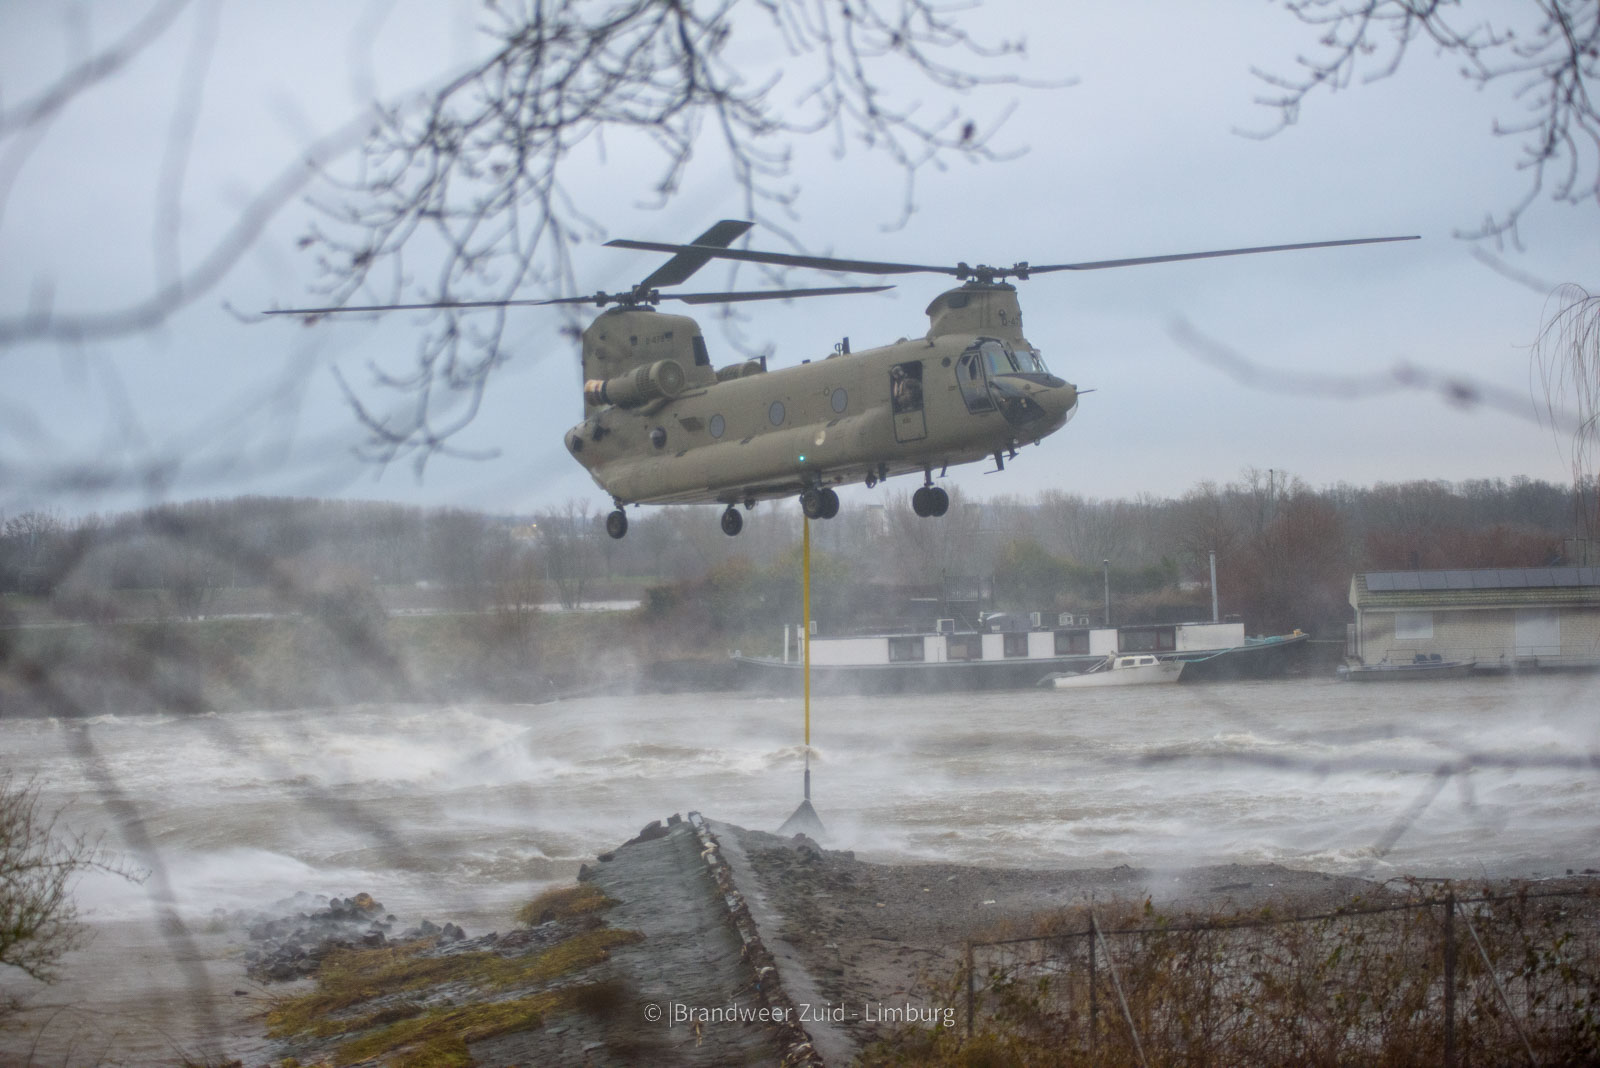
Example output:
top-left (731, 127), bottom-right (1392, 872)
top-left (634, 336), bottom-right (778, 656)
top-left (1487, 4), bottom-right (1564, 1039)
top-left (270, 221), bottom-right (1416, 539)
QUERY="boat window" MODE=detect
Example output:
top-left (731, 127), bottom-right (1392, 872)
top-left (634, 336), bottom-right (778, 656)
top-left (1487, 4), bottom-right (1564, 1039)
top-left (1054, 629), bottom-right (1090, 655)
top-left (946, 634), bottom-right (981, 661)
top-left (1120, 626), bottom-right (1176, 652)
top-left (888, 636), bottom-right (925, 662)
top-left (1002, 632), bottom-right (1030, 658)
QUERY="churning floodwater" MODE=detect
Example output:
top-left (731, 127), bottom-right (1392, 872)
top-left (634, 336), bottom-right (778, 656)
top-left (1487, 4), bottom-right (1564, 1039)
top-left (3, 675), bottom-right (1597, 1061)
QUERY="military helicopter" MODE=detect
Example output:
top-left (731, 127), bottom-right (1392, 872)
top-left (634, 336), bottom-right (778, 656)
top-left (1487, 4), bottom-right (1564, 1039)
top-left (270, 221), bottom-right (1416, 538)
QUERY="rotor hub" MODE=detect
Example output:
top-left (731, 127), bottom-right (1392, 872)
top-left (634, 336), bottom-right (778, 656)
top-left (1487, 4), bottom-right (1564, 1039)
top-left (955, 262), bottom-right (1032, 284)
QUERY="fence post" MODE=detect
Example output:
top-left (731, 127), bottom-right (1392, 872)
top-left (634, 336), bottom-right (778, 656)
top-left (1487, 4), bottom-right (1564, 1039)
top-left (1088, 917), bottom-right (1099, 1057)
top-left (1443, 893), bottom-right (1456, 1068)
top-left (966, 940), bottom-right (975, 1039)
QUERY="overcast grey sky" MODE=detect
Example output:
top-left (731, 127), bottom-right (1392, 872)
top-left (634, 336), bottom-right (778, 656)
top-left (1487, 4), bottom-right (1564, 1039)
top-left (2, 0), bottom-right (1592, 522)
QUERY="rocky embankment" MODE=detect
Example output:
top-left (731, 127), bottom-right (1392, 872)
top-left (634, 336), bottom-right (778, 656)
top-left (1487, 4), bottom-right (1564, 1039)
top-left (253, 819), bottom-right (1393, 1066)
top-left (260, 816), bottom-right (817, 1067)
top-left (239, 891), bottom-right (467, 982)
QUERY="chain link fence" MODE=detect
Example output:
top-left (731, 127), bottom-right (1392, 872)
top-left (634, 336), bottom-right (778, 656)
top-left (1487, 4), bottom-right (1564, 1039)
top-left (962, 887), bottom-right (1600, 1067)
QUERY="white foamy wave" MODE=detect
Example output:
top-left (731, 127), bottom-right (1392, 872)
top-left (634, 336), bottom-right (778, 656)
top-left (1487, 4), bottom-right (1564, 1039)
top-left (72, 846), bottom-right (328, 921)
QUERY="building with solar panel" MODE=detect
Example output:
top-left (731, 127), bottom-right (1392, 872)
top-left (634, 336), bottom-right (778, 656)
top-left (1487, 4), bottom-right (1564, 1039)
top-left (1347, 568), bottom-right (1600, 673)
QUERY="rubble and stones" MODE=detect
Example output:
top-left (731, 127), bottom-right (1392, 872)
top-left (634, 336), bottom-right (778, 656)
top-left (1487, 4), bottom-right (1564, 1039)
top-left (238, 891), bottom-right (468, 982)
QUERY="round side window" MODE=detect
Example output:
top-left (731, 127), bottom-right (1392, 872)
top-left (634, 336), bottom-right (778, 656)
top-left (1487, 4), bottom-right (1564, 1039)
top-left (709, 414), bottom-right (725, 439)
top-left (830, 387), bottom-right (847, 414)
top-left (768, 401), bottom-right (785, 426)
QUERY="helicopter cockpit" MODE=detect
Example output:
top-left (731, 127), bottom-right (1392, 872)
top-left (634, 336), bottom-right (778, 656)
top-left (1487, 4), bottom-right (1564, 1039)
top-left (977, 338), bottom-right (1050, 377)
top-left (960, 337), bottom-right (1071, 430)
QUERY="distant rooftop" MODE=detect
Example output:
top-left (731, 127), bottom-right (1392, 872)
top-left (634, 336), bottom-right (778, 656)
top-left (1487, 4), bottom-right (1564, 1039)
top-left (1363, 567), bottom-right (1600, 592)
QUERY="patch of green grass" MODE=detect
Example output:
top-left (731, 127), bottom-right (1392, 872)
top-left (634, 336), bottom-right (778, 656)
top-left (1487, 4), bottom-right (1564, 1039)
top-left (515, 883), bottom-right (616, 927)
top-left (332, 991), bottom-right (561, 1067)
top-left (269, 927), bottom-right (645, 1043)
top-left (268, 942), bottom-right (470, 1035)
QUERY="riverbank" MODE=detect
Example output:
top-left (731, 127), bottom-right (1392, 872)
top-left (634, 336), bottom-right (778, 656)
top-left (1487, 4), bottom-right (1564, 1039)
top-left (259, 820), bottom-right (1600, 1067)
top-left (9, 809), bottom-right (1595, 1066)
top-left (239, 818), bottom-right (1397, 1066)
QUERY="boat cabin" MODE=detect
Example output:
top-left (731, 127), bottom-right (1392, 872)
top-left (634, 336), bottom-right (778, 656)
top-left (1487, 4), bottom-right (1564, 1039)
top-left (784, 618), bottom-right (1248, 667)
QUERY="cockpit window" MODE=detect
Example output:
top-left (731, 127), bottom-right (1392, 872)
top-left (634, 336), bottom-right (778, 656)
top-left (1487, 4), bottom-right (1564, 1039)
top-left (979, 339), bottom-right (1016, 377)
top-left (956, 351), bottom-right (994, 413)
top-left (1012, 345), bottom-right (1048, 374)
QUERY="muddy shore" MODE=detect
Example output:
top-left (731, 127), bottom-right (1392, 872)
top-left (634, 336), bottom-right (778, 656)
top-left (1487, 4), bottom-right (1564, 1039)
top-left (718, 822), bottom-right (1385, 1058)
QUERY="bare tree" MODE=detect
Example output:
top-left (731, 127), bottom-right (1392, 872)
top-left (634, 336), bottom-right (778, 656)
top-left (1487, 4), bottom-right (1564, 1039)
top-left (0, 775), bottom-right (141, 1017)
top-left (297, 0), bottom-right (1033, 470)
top-left (537, 498), bottom-right (599, 609)
top-left (1169, 480), bottom-right (1245, 580)
top-left (1532, 284), bottom-right (1600, 545)
top-left (1254, 0), bottom-right (1599, 241)
top-left (880, 485), bottom-right (980, 587)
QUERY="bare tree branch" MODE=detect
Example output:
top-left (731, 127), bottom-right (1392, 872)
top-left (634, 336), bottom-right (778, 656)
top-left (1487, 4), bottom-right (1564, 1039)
top-left (1531, 284), bottom-right (1600, 539)
top-left (297, 0), bottom-right (1037, 473)
top-left (1170, 317), bottom-right (1574, 430)
top-left (0, 774), bottom-right (144, 997)
top-left (1250, 0), bottom-right (1600, 242)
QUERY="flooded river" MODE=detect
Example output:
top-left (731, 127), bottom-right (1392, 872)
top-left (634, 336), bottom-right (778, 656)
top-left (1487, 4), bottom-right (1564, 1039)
top-left (3, 674), bottom-right (1596, 1062)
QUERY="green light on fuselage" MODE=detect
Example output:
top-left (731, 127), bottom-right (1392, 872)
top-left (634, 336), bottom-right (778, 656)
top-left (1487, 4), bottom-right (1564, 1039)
top-left (798, 455), bottom-right (807, 463)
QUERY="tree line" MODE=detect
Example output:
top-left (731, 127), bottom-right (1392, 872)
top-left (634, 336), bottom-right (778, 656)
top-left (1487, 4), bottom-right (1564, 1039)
top-left (0, 472), bottom-right (1584, 637)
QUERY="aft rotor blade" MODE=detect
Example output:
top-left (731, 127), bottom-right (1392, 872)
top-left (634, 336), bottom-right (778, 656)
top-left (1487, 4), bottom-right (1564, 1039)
top-left (1026, 235), bottom-right (1419, 275)
top-left (638, 219), bottom-right (754, 290)
top-left (671, 285), bottom-right (892, 304)
top-left (606, 238), bottom-right (955, 277)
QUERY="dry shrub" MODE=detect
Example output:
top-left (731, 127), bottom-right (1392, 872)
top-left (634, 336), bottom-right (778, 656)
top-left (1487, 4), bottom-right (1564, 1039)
top-left (862, 885), bottom-right (1600, 1067)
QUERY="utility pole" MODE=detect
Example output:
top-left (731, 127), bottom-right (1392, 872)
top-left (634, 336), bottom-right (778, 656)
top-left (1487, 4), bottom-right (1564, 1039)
top-left (1102, 559), bottom-right (1110, 626)
top-left (1209, 550), bottom-right (1219, 623)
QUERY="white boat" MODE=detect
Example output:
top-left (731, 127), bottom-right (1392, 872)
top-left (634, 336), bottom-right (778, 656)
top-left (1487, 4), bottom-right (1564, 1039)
top-left (1047, 654), bottom-right (1186, 688)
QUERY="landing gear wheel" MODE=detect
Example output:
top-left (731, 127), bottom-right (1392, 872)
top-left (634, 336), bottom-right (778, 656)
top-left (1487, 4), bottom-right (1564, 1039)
top-left (800, 488), bottom-right (826, 519)
top-left (911, 486), bottom-right (932, 517)
top-left (928, 486), bottom-right (949, 517)
top-left (818, 487), bottom-right (840, 519)
top-left (605, 509), bottom-right (628, 539)
top-left (720, 507), bottom-right (744, 536)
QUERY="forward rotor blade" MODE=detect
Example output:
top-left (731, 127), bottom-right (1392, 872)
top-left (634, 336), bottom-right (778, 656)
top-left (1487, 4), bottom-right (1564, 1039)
top-left (638, 219), bottom-right (754, 290)
top-left (606, 238), bottom-right (955, 277)
top-left (671, 285), bottom-right (893, 304)
top-left (263, 297), bottom-right (563, 315)
top-left (1026, 235), bottom-right (1419, 275)
top-left (264, 283), bottom-right (892, 316)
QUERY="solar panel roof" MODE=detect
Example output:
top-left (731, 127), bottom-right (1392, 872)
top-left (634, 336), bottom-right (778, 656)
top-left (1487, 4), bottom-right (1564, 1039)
top-left (1364, 567), bottom-right (1600, 590)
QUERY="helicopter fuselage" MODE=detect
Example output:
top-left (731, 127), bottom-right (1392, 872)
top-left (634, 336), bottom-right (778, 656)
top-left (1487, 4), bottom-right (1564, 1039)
top-left (564, 283), bottom-right (1079, 508)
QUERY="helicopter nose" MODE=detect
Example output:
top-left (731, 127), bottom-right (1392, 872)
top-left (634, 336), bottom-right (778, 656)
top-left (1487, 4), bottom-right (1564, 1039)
top-left (1045, 380), bottom-right (1079, 428)
top-left (1024, 374), bottom-right (1076, 425)
top-left (989, 374), bottom-right (1078, 431)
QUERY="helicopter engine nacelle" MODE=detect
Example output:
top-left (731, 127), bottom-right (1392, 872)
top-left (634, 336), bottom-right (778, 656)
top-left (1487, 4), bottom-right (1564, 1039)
top-left (584, 359), bottom-right (686, 408)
